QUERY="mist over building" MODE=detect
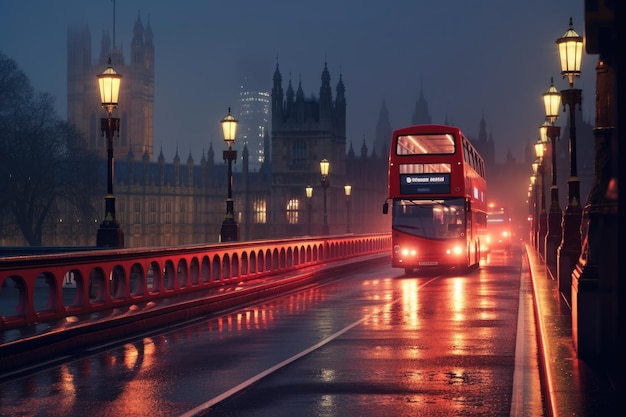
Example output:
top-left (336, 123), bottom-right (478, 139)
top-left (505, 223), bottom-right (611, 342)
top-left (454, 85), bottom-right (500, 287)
top-left (67, 12), bottom-right (154, 160)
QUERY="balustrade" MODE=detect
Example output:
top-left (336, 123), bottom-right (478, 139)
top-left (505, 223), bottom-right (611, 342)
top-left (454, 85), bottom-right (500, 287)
top-left (0, 234), bottom-right (390, 330)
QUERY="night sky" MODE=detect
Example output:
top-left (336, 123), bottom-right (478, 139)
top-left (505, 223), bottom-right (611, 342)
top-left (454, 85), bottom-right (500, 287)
top-left (0, 0), bottom-right (596, 163)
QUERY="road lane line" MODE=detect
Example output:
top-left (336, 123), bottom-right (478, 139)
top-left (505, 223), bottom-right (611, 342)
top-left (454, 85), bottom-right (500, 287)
top-left (178, 316), bottom-right (368, 417)
top-left (179, 274), bottom-right (441, 416)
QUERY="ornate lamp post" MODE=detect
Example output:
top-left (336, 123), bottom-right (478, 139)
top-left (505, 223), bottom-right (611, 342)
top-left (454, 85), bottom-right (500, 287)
top-left (571, 19), bottom-right (618, 359)
top-left (320, 159), bottom-right (330, 235)
top-left (96, 58), bottom-right (124, 248)
top-left (534, 136), bottom-right (547, 256)
top-left (527, 182), bottom-right (534, 245)
top-left (220, 108), bottom-right (240, 242)
top-left (556, 17), bottom-right (584, 300)
top-left (344, 184), bottom-right (352, 233)
top-left (305, 185), bottom-right (313, 235)
top-left (529, 172), bottom-right (538, 248)
top-left (542, 78), bottom-right (562, 273)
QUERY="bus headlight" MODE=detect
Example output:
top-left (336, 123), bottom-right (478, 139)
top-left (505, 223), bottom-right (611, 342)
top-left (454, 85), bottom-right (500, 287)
top-left (401, 248), bottom-right (417, 257)
top-left (446, 246), bottom-right (464, 256)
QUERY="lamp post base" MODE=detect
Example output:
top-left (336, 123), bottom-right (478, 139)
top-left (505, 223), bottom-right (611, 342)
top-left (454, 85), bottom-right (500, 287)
top-left (545, 207), bottom-right (562, 276)
top-left (96, 221), bottom-right (124, 248)
top-left (571, 263), bottom-right (601, 358)
top-left (220, 219), bottom-right (240, 242)
top-left (557, 206), bottom-right (582, 303)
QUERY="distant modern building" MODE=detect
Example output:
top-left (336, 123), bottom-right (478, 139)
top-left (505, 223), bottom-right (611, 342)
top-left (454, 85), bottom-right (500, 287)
top-left (67, 13), bottom-right (155, 160)
top-left (237, 90), bottom-right (270, 172)
top-left (236, 57), bottom-right (271, 172)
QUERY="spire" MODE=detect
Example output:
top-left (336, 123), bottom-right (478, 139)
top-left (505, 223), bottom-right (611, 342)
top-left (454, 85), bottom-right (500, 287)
top-left (131, 11), bottom-right (145, 65)
top-left (286, 78), bottom-right (294, 100)
top-left (271, 61), bottom-right (284, 126)
top-left (336, 72), bottom-right (345, 97)
top-left (272, 59), bottom-right (282, 84)
top-left (143, 14), bottom-right (154, 70)
top-left (347, 140), bottom-right (355, 160)
top-left (296, 78), bottom-right (304, 102)
top-left (145, 15), bottom-right (153, 43)
top-left (375, 97), bottom-right (392, 157)
top-left (158, 146), bottom-right (165, 186)
top-left (319, 61), bottom-right (333, 118)
top-left (187, 148), bottom-right (194, 187)
top-left (360, 135), bottom-right (368, 160)
top-left (335, 71), bottom-right (346, 137)
top-left (412, 87), bottom-right (432, 125)
top-left (478, 113), bottom-right (487, 142)
top-left (208, 141), bottom-right (214, 161)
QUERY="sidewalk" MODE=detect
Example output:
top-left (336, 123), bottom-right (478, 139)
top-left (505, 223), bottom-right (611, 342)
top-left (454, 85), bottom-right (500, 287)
top-left (525, 244), bottom-right (616, 416)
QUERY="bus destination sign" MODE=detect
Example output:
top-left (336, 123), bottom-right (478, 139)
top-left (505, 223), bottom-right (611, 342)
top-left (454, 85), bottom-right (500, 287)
top-left (400, 173), bottom-right (451, 194)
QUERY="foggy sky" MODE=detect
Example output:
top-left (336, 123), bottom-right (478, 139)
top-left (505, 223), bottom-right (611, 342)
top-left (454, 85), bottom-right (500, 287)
top-left (0, 0), bottom-right (596, 164)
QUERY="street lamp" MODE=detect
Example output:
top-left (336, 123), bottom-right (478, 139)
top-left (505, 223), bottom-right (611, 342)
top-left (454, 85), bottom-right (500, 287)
top-left (320, 159), bottom-right (330, 235)
top-left (556, 17), bottom-right (584, 300)
top-left (344, 184), bottom-right (352, 233)
top-left (220, 107), bottom-right (239, 242)
top-left (531, 163), bottom-right (538, 246)
top-left (542, 78), bottom-right (561, 272)
top-left (96, 57), bottom-right (124, 248)
top-left (534, 136), bottom-right (547, 256)
top-left (305, 185), bottom-right (313, 235)
top-left (529, 172), bottom-right (538, 248)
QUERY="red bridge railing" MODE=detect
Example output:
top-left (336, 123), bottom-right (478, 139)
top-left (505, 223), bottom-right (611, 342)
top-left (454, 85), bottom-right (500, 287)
top-left (0, 234), bottom-right (390, 330)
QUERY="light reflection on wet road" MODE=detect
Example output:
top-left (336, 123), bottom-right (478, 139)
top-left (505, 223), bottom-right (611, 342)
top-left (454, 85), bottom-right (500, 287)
top-left (0, 245), bottom-right (542, 417)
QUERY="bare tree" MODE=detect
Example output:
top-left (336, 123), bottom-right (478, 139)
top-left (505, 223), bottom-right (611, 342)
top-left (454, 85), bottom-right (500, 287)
top-left (0, 51), bottom-right (101, 246)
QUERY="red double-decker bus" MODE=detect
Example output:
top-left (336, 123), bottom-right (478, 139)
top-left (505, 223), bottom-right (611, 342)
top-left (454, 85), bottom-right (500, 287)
top-left (382, 124), bottom-right (487, 273)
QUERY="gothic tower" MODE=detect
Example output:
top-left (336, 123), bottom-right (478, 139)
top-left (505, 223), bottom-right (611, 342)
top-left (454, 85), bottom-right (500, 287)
top-left (67, 12), bottom-right (155, 160)
top-left (271, 61), bottom-right (347, 186)
top-left (270, 61), bottom-right (347, 235)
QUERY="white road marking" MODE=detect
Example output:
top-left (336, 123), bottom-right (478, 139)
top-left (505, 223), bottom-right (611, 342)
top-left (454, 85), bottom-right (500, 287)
top-left (179, 275), bottom-right (441, 417)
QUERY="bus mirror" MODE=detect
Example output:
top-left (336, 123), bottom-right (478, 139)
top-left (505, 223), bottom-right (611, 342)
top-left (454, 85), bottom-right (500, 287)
top-left (382, 202), bottom-right (389, 214)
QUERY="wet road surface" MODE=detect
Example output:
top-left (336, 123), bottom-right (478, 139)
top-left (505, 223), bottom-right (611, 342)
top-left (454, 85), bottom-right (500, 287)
top-left (0, 244), bottom-right (542, 416)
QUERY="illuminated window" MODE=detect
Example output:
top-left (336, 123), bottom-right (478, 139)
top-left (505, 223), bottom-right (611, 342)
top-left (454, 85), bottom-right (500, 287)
top-left (397, 133), bottom-right (455, 155)
top-left (253, 198), bottom-right (267, 224)
top-left (286, 198), bottom-right (299, 224)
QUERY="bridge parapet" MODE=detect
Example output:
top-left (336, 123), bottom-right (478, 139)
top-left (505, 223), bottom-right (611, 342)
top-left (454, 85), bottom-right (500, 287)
top-left (0, 234), bottom-right (390, 330)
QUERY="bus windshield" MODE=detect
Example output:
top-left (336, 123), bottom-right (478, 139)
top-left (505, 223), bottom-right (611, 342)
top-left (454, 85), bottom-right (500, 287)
top-left (392, 198), bottom-right (465, 239)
